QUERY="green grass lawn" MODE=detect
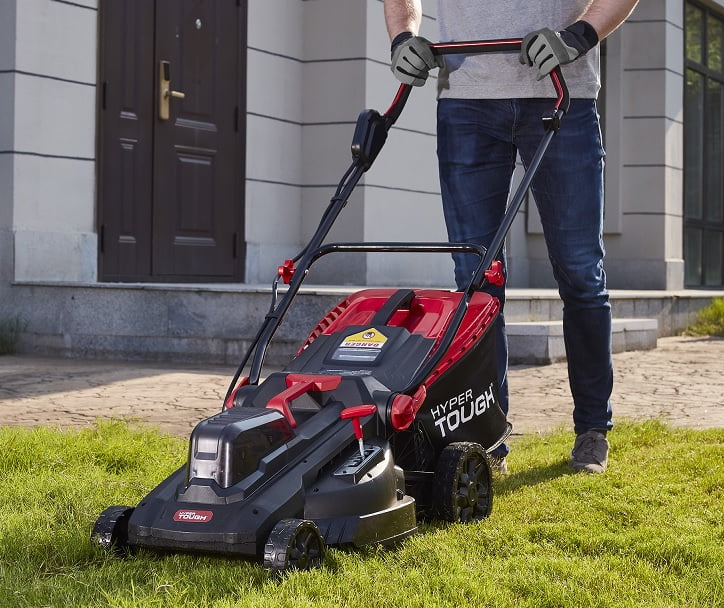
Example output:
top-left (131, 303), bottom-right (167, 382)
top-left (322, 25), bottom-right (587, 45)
top-left (0, 419), bottom-right (721, 608)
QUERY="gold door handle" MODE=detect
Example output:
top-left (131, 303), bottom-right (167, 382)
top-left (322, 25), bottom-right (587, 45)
top-left (159, 60), bottom-right (185, 120)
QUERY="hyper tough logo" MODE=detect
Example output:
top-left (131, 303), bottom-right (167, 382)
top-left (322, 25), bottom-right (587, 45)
top-left (173, 509), bottom-right (214, 523)
top-left (430, 383), bottom-right (496, 438)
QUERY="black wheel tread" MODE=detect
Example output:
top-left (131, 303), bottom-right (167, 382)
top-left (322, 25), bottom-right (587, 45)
top-left (263, 518), bottom-right (325, 572)
top-left (432, 442), bottom-right (493, 523)
top-left (91, 505), bottom-right (134, 555)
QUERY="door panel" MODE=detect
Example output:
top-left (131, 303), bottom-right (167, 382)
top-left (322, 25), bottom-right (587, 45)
top-left (153, 0), bottom-right (241, 279)
top-left (98, 0), bottom-right (245, 282)
top-left (98, 0), bottom-right (154, 280)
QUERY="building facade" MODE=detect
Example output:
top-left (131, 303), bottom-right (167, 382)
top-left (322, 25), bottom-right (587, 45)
top-left (0, 0), bottom-right (723, 359)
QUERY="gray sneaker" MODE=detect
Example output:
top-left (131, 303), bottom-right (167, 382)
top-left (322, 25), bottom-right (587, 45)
top-left (570, 431), bottom-right (609, 474)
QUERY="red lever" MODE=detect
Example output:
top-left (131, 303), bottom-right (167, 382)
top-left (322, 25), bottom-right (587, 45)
top-left (484, 260), bottom-right (505, 286)
top-left (266, 374), bottom-right (341, 428)
top-left (340, 404), bottom-right (377, 457)
top-left (389, 385), bottom-right (427, 431)
top-left (277, 259), bottom-right (295, 284)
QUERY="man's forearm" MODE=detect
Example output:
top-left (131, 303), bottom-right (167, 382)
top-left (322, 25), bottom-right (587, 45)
top-left (384, 0), bottom-right (423, 40)
top-left (580, 0), bottom-right (639, 40)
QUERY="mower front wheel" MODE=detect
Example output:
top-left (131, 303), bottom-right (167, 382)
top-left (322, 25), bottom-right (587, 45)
top-left (263, 519), bottom-right (325, 573)
top-left (433, 442), bottom-right (493, 523)
top-left (91, 505), bottom-right (135, 556)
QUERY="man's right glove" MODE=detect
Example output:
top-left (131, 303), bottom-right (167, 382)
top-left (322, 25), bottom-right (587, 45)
top-left (390, 32), bottom-right (441, 87)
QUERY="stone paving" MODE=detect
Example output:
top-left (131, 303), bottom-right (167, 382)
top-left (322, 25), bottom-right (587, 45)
top-left (0, 336), bottom-right (722, 438)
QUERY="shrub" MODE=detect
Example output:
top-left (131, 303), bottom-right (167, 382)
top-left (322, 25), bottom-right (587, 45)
top-left (686, 297), bottom-right (724, 337)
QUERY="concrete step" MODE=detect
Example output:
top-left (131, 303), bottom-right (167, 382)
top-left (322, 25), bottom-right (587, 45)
top-left (507, 318), bottom-right (658, 364)
top-left (5, 281), bottom-right (716, 365)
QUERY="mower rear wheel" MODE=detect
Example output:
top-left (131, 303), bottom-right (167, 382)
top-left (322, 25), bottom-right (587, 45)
top-left (263, 519), bottom-right (325, 572)
top-left (433, 442), bottom-right (493, 523)
top-left (91, 505), bottom-right (134, 556)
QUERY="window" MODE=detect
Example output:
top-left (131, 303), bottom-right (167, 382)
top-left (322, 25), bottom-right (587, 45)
top-left (684, 2), bottom-right (724, 287)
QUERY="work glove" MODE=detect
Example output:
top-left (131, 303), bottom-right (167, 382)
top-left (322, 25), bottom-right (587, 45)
top-left (519, 20), bottom-right (599, 80)
top-left (390, 32), bottom-right (441, 86)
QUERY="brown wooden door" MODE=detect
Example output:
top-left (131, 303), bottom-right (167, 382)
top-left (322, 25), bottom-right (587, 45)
top-left (98, 0), bottom-right (246, 282)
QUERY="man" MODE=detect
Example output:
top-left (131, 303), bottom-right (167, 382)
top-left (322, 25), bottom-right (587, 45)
top-left (384, 0), bottom-right (639, 474)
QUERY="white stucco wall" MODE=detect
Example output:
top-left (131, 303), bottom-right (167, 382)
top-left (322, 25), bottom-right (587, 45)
top-left (0, 1), bottom-right (18, 284)
top-left (243, 1), bottom-right (306, 284)
top-left (361, 0), bottom-right (451, 287)
top-left (244, 0), bottom-right (449, 287)
top-left (603, 0), bottom-right (686, 289)
top-left (7, 0), bottom-right (98, 283)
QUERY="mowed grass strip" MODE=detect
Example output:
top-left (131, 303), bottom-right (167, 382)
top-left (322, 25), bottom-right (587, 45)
top-left (0, 419), bottom-right (721, 608)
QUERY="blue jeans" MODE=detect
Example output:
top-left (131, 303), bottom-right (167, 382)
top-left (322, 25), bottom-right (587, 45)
top-left (437, 98), bottom-right (614, 456)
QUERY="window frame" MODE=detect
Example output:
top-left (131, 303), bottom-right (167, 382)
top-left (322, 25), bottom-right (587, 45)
top-left (684, 0), bottom-right (724, 288)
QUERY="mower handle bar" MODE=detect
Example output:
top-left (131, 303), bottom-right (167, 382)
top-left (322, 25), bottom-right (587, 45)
top-left (384, 39), bottom-right (570, 129)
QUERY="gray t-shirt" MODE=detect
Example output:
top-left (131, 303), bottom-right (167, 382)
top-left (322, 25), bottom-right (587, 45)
top-left (436, 0), bottom-right (600, 99)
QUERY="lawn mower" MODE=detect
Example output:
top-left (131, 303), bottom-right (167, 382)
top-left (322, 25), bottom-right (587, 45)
top-left (91, 40), bottom-right (569, 572)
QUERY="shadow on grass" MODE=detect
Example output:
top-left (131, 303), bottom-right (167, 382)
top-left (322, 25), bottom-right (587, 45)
top-left (493, 459), bottom-right (573, 496)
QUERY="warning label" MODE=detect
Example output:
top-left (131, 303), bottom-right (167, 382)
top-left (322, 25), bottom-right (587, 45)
top-left (340, 328), bottom-right (388, 349)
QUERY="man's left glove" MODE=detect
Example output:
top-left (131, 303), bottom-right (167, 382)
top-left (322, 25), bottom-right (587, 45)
top-left (390, 32), bottom-right (442, 87)
top-left (519, 20), bottom-right (599, 80)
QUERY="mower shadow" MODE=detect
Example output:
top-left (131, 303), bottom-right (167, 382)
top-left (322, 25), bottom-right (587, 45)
top-left (255, 459), bottom-right (575, 574)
